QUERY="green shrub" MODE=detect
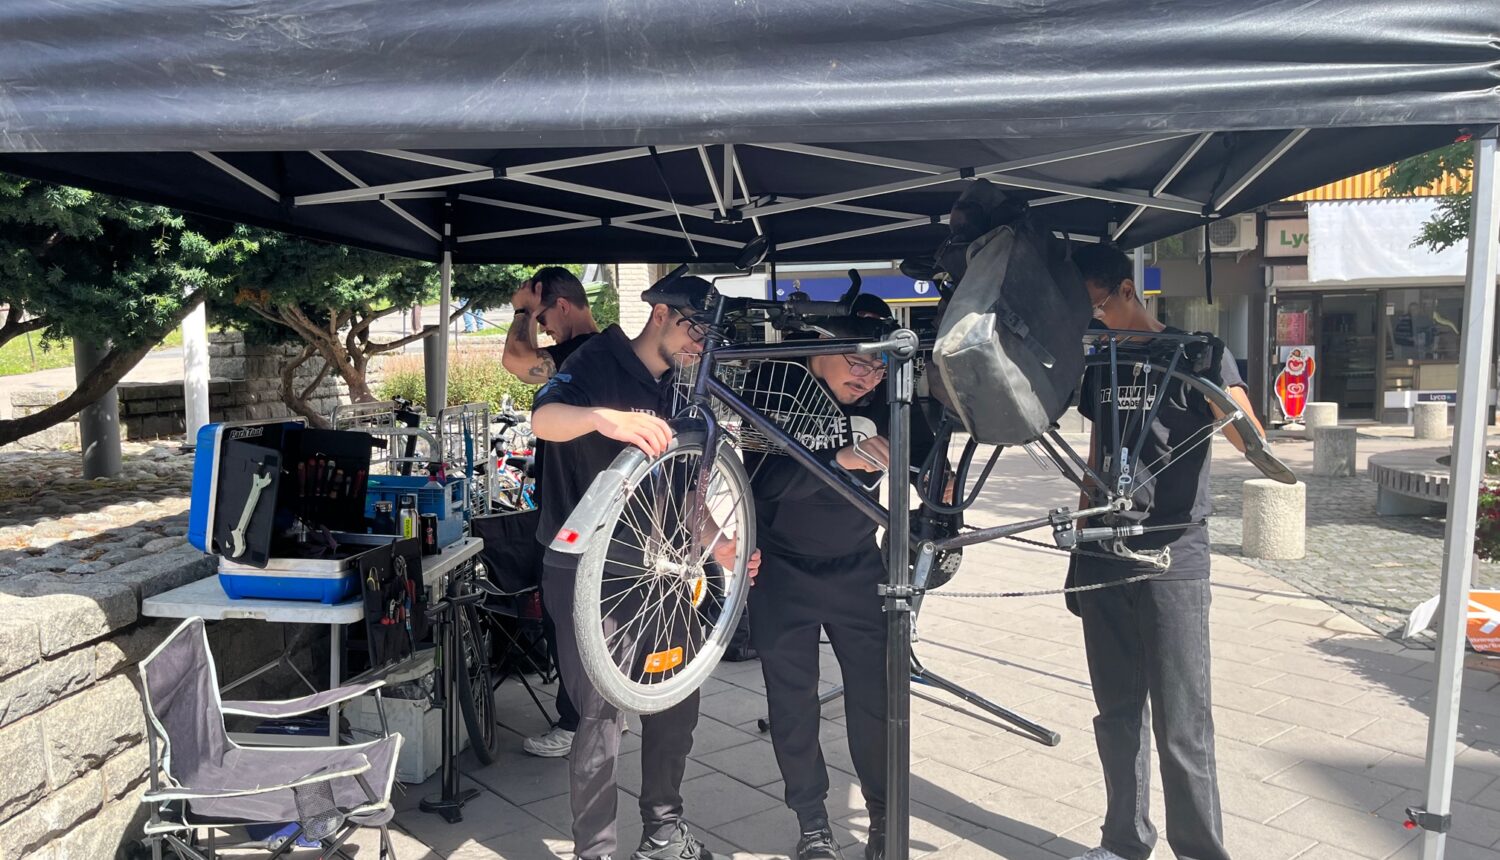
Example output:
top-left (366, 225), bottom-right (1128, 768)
top-left (377, 353), bottom-right (538, 411)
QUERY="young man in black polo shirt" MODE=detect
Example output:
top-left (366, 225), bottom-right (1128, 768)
top-left (504, 266), bottom-right (602, 758)
top-left (531, 276), bottom-right (758, 860)
top-left (1067, 244), bottom-right (1262, 860)
top-left (746, 304), bottom-right (933, 860)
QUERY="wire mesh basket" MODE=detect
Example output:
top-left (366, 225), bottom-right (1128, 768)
top-left (672, 357), bottom-right (848, 455)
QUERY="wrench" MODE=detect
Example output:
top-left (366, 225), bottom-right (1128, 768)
top-left (230, 471), bottom-right (273, 559)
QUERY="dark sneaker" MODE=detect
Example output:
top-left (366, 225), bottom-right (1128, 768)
top-left (631, 822), bottom-right (712, 860)
top-left (864, 818), bottom-right (884, 860)
top-left (797, 826), bottom-right (840, 860)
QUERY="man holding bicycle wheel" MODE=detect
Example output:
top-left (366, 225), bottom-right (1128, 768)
top-left (531, 275), bottom-right (759, 860)
top-left (504, 266), bottom-right (601, 759)
top-left (1067, 244), bottom-right (1262, 860)
top-left (745, 303), bottom-right (932, 860)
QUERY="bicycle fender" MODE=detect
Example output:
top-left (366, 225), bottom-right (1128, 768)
top-left (548, 447), bottom-right (648, 554)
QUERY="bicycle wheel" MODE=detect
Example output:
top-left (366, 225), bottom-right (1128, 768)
top-left (453, 596), bottom-right (499, 764)
top-left (569, 429), bottom-right (755, 714)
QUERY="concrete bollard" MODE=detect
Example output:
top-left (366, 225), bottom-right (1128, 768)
top-left (1242, 478), bottom-right (1306, 560)
top-left (1413, 401), bottom-right (1451, 440)
top-left (1303, 401), bottom-right (1339, 433)
top-left (1313, 425), bottom-right (1358, 477)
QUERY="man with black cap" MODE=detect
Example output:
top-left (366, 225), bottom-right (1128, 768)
top-left (531, 272), bottom-right (759, 860)
top-left (745, 298), bottom-right (935, 860)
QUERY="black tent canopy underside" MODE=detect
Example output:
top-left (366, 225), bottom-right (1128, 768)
top-left (0, 127), bottom-right (1478, 263)
top-left (0, 0), bottom-right (1496, 262)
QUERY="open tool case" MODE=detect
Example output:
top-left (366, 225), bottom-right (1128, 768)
top-left (189, 420), bottom-right (388, 603)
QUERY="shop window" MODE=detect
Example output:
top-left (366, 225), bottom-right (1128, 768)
top-left (1385, 288), bottom-right (1464, 363)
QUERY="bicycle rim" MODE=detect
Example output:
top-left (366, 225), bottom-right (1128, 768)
top-left (572, 430), bottom-right (755, 713)
top-left (455, 602), bottom-right (498, 764)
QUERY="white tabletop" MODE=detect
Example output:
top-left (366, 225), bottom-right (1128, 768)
top-left (142, 537), bottom-right (484, 624)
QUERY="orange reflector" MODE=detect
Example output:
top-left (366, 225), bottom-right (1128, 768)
top-left (642, 647), bottom-right (684, 674)
top-left (557, 528), bottom-right (580, 544)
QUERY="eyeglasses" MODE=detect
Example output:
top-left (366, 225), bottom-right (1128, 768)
top-left (841, 354), bottom-right (887, 378)
top-left (535, 301), bottom-right (558, 329)
top-left (674, 310), bottom-right (710, 343)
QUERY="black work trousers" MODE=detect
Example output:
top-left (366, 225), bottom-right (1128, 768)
top-left (542, 560), bottom-right (700, 860)
top-left (1075, 568), bottom-right (1230, 860)
top-left (749, 546), bottom-right (888, 831)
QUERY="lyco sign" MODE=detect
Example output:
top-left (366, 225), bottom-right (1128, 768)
top-left (1264, 218), bottom-right (1310, 258)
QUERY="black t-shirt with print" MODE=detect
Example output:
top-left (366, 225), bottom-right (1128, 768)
top-left (745, 361), bottom-right (934, 560)
top-left (529, 330), bottom-right (599, 508)
top-left (532, 325), bottom-right (673, 553)
top-left (1076, 328), bottom-right (1245, 579)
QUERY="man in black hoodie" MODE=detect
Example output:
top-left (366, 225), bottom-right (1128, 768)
top-left (746, 307), bottom-right (933, 860)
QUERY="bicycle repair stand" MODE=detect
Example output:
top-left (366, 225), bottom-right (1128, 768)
top-left (755, 588), bottom-right (1061, 747)
top-left (420, 573), bottom-right (482, 824)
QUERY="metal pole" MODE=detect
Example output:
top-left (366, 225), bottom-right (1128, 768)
top-left (884, 330), bottom-right (916, 860)
top-left (181, 285), bottom-right (211, 443)
top-left (431, 210), bottom-right (453, 417)
top-left (1132, 246), bottom-right (1146, 306)
top-left (1419, 128), bottom-right (1500, 860)
top-left (73, 337), bottom-right (121, 479)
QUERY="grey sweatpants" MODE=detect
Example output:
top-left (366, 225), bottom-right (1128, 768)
top-left (543, 560), bottom-right (701, 860)
top-left (1075, 570), bottom-right (1230, 860)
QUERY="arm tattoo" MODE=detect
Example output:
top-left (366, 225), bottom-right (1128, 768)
top-left (527, 350), bottom-right (558, 383)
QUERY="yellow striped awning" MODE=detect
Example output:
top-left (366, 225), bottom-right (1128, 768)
top-left (1284, 166), bottom-right (1467, 202)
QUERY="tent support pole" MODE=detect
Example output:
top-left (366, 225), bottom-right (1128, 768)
top-left (1419, 128), bottom-right (1500, 860)
top-left (433, 211), bottom-right (453, 417)
top-left (181, 283), bottom-right (210, 442)
top-left (884, 336), bottom-right (915, 860)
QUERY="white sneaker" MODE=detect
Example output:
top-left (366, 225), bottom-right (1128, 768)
top-left (1070, 850), bottom-right (1153, 860)
top-left (522, 726), bottom-right (574, 757)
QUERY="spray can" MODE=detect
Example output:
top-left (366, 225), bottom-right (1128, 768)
top-left (398, 494), bottom-right (419, 540)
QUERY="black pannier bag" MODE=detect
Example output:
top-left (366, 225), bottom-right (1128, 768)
top-left (930, 187), bottom-right (1093, 445)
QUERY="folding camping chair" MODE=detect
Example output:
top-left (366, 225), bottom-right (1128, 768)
top-left (472, 511), bottom-right (556, 727)
top-left (137, 617), bottom-right (404, 860)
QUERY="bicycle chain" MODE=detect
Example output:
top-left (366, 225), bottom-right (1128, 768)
top-left (924, 530), bottom-right (1166, 599)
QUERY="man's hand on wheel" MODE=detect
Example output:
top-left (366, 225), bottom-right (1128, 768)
top-left (591, 409), bottom-right (673, 456)
top-left (712, 539), bottom-right (762, 584)
top-left (836, 435), bottom-right (889, 472)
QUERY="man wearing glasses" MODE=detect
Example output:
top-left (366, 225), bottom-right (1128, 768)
top-left (531, 275), bottom-right (759, 860)
top-left (503, 266), bottom-right (602, 758)
top-left (745, 301), bottom-right (932, 860)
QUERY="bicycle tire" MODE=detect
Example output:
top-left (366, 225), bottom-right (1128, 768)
top-left (454, 599), bottom-right (499, 764)
top-left (569, 429), bottom-right (755, 714)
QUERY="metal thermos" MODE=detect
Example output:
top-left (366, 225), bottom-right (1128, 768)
top-left (398, 494), bottom-right (419, 540)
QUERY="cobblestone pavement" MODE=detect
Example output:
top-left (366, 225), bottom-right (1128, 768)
top-left (1206, 432), bottom-right (1500, 640)
top-left (0, 442), bottom-right (193, 579)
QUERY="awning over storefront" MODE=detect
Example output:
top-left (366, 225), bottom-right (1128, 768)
top-left (1307, 199), bottom-right (1473, 282)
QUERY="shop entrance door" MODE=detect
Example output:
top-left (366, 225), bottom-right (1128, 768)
top-left (1318, 293), bottom-right (1380, 420)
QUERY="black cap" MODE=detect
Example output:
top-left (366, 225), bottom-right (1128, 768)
top-left (851, 293), bottom-right (893, 320)
top-left (641, 266), bottom-right (712, 312)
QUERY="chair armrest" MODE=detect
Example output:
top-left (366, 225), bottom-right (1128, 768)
top-left (221, 680), bottom-right (385, 719)
top-left (141, 757), bottom-right (371, 803)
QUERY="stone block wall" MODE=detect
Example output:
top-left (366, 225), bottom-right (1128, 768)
top-left (8, 331), bottom-right (351, 449)
top-left (0, 546), bottom-right (323, 859)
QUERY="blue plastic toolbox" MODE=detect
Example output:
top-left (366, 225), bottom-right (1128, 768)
top-left (364, 475), bottom-right (467, 549)
top-left (188, 419), bottom-right (388, 604)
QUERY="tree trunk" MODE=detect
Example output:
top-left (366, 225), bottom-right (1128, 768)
top-left (276, 345), bottom-right (332, 428)
top-left (0, 290), bottom-right (207, 447)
